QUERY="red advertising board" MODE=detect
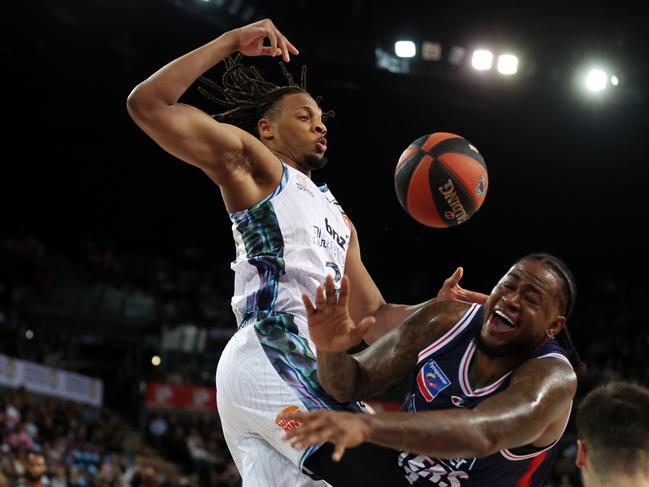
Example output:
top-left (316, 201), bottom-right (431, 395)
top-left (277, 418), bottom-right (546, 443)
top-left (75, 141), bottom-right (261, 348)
top-left (145, 383), bottom-right (400, 415)
top-left (145, 383), bottom-right (216, 412)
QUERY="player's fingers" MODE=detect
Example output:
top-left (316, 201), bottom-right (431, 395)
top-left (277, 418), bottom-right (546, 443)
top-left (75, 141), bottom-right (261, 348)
top-left (315, 285), bottom-right (326, 309)
top-left (258, 46), bottom-right (276, 56)
top-left (278, 36), bottom-right (291, 62)
top-left (291, 426), bottom-right (331, 449)
top-left (302, 294), bottom-right (316, 318)
top-left (325, 275), bottom-right (336, 306)
top-left (338, 275), bottom-right (350, 308)
top-left (265, 30), bottom-right (280, 56)
top-left (332, 442), bottom-right (347, 462)
top-left (286, 39), bottom-right (299, 55)
top-left (445, 267), bottom-right (463, 287)
top-left (459, 290), bottom-right (489, 304)
top-left (353, 316), bottom-right (375, 341)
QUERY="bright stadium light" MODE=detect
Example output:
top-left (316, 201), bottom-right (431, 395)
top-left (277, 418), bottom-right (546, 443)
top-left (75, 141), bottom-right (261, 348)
top-left (471, 50), bottom-right (493, 71)
top-left (585, 69), bottom-right (608, 92)
top-left (610, 75), bottom-right (619, 86)
top-left (497, 54), bottom-right (519, 75)
top-left (151, 355), bottom-right (162, 366)
top-left (395, 40), bottom-right (416, 58)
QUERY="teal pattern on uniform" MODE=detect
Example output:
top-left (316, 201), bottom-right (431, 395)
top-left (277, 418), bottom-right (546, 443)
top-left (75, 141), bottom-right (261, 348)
top-left (234, 164), bottom-right (361, 469)
top-left (253, 313), bottom-right (364, 468)
top-left (235, 201), bottom-right (286, 321)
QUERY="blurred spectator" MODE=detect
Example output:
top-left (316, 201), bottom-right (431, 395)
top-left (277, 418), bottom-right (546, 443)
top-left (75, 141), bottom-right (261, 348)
top-left (147, 416), bottom-right (167, 452)
top-left (15, 452), bottom-right (47, 487)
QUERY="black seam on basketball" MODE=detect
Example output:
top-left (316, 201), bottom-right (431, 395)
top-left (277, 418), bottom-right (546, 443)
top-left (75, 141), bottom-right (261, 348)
top-left (429, 160), bottom-right (477, 227)
top-left (436, 155), bottom-right (486, 207)
top-left (394, 150), bottom-right (427, 214)
top-left (430, 138), bottom-right (486, 169)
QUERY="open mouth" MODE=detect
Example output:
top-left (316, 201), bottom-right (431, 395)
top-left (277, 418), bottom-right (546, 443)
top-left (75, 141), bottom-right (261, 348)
top-left (489, 309), bottom-right (516, 332)
top-left (316, 138), bottom-right (327, 152)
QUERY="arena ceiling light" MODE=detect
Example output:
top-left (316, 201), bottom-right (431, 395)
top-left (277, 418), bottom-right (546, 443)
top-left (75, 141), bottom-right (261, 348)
top-left (585, 68), bottom-right (608, 92)
top-left (395, 40), bottom-right (416, 58)
top-left (151, 355), bottom-right (162, 366)
top-left (471, 49), bottom-right (493, 71)
top-left (422, 41), bottom-right (442, 61)
top-left (497, 54), bottom-right (519, 75)
top-left (610, 75), bottom-right (619, 86)
top-left (448, 46), bottom-right (467, 66)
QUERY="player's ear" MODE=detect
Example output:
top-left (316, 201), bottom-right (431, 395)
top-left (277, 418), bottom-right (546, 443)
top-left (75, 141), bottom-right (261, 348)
top-left (258, 118), bottom-right (274, 140)
top-left (546, 315), bottom-right (565, 339)
top-left (575, 439), bottom-right (587, 468)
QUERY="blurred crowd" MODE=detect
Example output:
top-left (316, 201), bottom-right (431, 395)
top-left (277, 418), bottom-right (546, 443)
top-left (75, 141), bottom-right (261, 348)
top-left (1, 233), bottom-right (648, 486)
top-left (0, 387), bottom-right (185, 487)
top-left (143, 414), bottom-right (238, 487)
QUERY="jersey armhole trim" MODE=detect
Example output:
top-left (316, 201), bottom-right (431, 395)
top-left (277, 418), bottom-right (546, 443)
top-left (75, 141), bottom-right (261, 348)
top-left (418, 303), bottom-right (480, 363)
top-left (229, 160), bottom-right (289, 222)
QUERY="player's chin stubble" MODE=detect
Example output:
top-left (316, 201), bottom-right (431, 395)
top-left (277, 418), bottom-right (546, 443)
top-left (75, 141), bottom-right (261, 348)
top-left (303, 154), bottom-right (329, 171)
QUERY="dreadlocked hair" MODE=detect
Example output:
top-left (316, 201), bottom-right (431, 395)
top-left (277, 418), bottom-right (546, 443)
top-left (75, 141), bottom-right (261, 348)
top-left (520, 253), bottom-right (587, 378)
top-left (197, 54), bottom-right (334, 137)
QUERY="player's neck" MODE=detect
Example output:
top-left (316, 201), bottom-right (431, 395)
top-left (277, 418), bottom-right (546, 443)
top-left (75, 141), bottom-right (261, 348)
top-left (270, 150), bottom-right (312, 177)
top-left (469, 351), bottom-right (524, 390)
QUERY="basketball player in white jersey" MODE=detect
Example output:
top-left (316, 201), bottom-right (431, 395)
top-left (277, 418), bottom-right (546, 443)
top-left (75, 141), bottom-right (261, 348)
top-left (127, 19), bottom-right (486, 486)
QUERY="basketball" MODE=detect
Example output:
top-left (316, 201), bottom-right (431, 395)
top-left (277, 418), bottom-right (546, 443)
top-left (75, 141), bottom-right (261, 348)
top-left (394, 132), bottom-right (488, 228)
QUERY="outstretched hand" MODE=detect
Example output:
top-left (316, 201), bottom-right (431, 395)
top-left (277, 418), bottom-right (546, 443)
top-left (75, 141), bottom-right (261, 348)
top-left (280, 410), bottom-right (371, 462)
top-left (232, 19), bottom-right (299, 62)
top-left (437, 267), bottom-right (488, 304)
top-left (302, 275), bottom-right (375, 352)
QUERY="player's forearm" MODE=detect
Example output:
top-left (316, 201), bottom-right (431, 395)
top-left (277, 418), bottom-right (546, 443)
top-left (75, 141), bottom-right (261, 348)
top-left (128, 31), bottom-right (238, 108)
top-left (316, 351), bottom-right (362, 403)
top-left (364, 299), bottom-right (435, 344)
top-left (365, 410), bottom-right (494, 459)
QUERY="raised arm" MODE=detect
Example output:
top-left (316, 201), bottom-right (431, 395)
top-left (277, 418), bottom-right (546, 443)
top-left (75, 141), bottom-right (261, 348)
top-left (126, 19), bottom-right (299, 211)
top-left (344, 223), bottom-right (487, 344)
top-left (302, 275), bottom-right (466, 402)
top-left (283, 355), bottom-right (577, 461)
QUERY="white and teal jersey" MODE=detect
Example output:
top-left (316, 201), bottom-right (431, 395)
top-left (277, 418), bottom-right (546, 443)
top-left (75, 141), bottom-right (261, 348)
top-left (219, 161), bottom-right (365, 483)
top-left (229, 161), bottom-right (351, 332)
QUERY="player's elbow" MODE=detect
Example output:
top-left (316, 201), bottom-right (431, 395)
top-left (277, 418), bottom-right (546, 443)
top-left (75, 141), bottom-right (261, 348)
top-left (326, 387), bottom-right (355, 404)
top-left (472, 433), bottom-right (498, 458)
top-left (126, 83), bottom-right (162, 123)
top-left (126, 86), bottom-right (149, 121)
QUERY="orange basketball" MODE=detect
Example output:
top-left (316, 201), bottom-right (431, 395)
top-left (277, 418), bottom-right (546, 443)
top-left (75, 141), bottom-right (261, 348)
top-left (394, 132), bottom-right (488, 228)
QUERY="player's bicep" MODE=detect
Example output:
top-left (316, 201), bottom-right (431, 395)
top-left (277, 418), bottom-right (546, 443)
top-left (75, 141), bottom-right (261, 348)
top-left (128, 99), bottom-right (255, 183)
top-left (352, 302), bottom-right (459, 399)
top-left (474, 357), bottom-right (577, 454)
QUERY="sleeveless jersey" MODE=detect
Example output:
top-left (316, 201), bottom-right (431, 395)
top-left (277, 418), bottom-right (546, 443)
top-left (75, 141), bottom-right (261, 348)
top-left (399, 303), bottom-right (572, 487)
top-left (229, 162), bottom-right (351, 334)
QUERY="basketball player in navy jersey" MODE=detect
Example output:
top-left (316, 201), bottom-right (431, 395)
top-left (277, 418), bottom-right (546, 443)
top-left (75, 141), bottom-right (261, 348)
top-left (127, 18), bottom-right (486, 487)
top-left (576, 382), bottom-right (649, 487)
top-left (282, 253), bottom-right (583, 486)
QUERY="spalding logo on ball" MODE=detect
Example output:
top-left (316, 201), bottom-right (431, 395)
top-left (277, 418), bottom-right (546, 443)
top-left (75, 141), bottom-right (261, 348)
top-left (394, 132), bottom-right (488, 228)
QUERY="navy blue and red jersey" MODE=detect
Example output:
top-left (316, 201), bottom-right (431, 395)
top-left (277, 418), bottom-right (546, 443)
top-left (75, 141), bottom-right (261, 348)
top-left (398, 303), bottom-right (573, 487)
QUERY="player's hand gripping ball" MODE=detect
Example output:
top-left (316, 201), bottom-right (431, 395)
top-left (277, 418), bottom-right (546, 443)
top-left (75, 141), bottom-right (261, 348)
top-left (394, 132), bottom-right (488, 228)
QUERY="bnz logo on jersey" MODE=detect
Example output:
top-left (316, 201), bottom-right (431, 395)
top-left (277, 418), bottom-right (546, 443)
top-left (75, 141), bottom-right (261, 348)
top-left (417, 360), bottom-right (451, 402)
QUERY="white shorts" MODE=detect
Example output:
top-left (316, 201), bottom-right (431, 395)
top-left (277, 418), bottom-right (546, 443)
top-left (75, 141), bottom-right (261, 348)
top-left (216, 314), bottom-right (366, 486)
